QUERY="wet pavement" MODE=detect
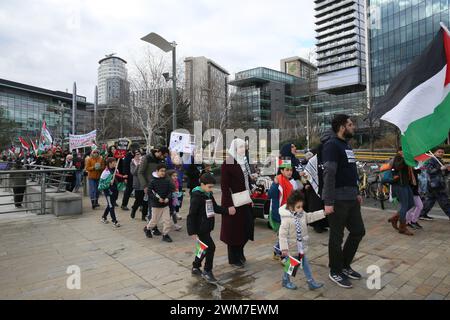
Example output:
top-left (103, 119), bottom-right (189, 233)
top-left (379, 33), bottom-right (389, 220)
top-left (0, 190), bottom-right (450, 300)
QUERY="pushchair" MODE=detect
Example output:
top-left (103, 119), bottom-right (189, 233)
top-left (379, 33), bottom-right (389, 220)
top-left (251, 178), bottom-right (272, 220)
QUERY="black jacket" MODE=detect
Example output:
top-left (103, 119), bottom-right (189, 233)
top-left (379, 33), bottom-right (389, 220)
top-left (187, 189), bottom-right (227, 236)
top-left (148, 175), bottom-right (174, 208)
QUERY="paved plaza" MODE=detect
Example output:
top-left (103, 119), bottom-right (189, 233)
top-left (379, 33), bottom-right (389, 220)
top-left (0, 192), bottom-right (450, 300)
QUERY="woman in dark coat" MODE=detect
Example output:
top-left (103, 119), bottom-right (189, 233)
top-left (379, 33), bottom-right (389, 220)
top-left (221, 138), bottom-right (254, 267)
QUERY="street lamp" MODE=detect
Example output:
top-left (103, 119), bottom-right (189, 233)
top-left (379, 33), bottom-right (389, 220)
top-left (141, 32), bottom-right (178, 131)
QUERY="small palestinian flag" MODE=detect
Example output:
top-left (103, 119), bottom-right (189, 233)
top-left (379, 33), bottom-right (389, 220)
top-left (283, 256), bottom-right (301, 277)
top-left (195, 239), bottom-right (208, 259)
top-left (370, 25), bottom-right (450, 166)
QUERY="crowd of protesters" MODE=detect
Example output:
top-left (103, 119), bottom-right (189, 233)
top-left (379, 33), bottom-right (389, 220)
top-left (2, 113), bottom-right (450, 290)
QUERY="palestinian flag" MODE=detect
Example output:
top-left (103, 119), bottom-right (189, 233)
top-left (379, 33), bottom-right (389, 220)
top-left (18, 137), bottom-right (30, 151)
top-left (283, 256), bottom-right (301, 277)
top-left (370, 26), bottom-right (450, 166)
top-left (31, 139), bottom-right (38, 155)
top-left (195, 239), bottom-right (208, 259)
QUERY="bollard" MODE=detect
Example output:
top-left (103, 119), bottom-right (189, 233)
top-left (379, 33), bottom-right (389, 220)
top-left (40, 173), bottom-right (46, 215)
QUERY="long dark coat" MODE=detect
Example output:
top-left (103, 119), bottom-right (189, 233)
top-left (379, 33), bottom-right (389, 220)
top-left (220, 157), bottom-right (254, 246)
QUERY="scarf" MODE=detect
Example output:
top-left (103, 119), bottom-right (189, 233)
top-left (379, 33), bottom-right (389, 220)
top-left (278, 174), bottom-right (293, 206)
top-left (292, 210), bottom-right (305, 255)
top-left (228, 138), bottom-right (251, 191)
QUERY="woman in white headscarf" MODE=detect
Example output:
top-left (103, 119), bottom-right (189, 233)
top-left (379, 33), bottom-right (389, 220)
top-left (220, 138), bottom-right (255, 267)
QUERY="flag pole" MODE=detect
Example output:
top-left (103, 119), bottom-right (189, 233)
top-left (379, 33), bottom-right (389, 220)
top-left (426, 150), bottom-right (445, 167)
top-left (440, 22), bottom-right (450, 35)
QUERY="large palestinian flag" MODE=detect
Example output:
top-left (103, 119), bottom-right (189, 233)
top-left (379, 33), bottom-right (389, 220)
top-left (370, 26), bottom-right (450, 166)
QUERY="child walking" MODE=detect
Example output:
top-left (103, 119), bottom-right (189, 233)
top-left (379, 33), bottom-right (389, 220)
top-left (143, 164), bottom-right (175, 243)
top-left (268, 159), bottom-right (298, 259)
top-left (187, 173), bottom-right (229, 284)
top-left (167, 170), bottom-right (183, 231)
top-left (99, 157), bottom-right (127, 228)
top-left (279, 190), bottom-right (326, 290)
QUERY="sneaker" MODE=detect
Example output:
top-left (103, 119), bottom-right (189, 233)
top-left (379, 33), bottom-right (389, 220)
top-left (231, 261), bottom-right (244, 268)
top-left (419, 214), bottom-right (434, 221)
top-left (143, 227), bottom-right (152, 238)
top-left (101, 218), bottom-right (109, 224)
top-left (173, 224), bottom-right (182, 231)
top-left (192, 267), bottom-right (202, 276)
top-left (412, 222), bottom-right (423, 229)
top-left (342, 267), bottom-right (362, 280)
top-left (307, 279), bottom-right (324, 290)
top-left (202, 271), bottom-right (218, 284)
top-left (121, 206), bottom-right (129, 211)
top-left (112, 221), bottom-right (121, 228)
top-left (272, 252), bottom-right (281, 261)
top-left (282, 273), bottom-right (297, 290)
top-left (176, 214), bottom-right (182, 220)
top-left (162, 234), bottom-right (173, 243)
top-left (407, 223), bottom-right (418, 230)
top-left (329, 271), bottom-right (353, 288)
top-left (152, 227), bottom-right (162, 236)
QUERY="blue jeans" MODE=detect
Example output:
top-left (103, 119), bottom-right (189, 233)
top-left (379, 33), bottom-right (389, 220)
top-left (302, 255), bottom-right (313, 282)
top-left (88, 179), bottom-right (100, 201)
top-left (393, 185), bottom-right (414, 223)
top-left (74, 171), bottom-right (83, 190)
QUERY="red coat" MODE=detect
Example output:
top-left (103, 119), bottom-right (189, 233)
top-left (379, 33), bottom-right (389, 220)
top-left (220, 157), bottom-right (254, 246)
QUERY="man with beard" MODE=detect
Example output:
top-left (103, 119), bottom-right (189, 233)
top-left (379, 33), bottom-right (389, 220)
top-left (322, 114), bottom-right (366, 289)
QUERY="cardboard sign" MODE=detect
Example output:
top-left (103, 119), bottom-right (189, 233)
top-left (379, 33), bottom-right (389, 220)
top-left (169, 132), bottom-right (195, 154)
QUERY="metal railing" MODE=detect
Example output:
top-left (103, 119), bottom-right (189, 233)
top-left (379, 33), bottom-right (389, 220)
top-left (0, 162), bottom-right (77, 215)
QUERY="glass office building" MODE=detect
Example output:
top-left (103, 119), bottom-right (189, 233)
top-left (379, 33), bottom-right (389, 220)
top-left (369, 0), bottom-right (450, 103)
top-left (0, 78), bottom-right (93, 147)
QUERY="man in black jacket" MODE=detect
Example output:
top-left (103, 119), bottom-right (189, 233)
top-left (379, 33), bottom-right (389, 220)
top-left (322, 114), bottom-right (365, 289)
top-left (187, 173), bottom-right (229, 284)
top-left (121, 148), bottom-right (136, 211)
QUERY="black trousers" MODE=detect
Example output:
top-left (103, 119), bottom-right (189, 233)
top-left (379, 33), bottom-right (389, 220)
top-left (13, 187), bottom-right (25, 206)
top-left (193, 233), bottom-right (216, 272)
top-left (121, 181), bottom-right (134, 207)
top-left (227, 244), bottom-right (246, 265)
top-left (327, 200), bottom-right (365, 274)
top-left (132, 190), bottom-right (148, 219)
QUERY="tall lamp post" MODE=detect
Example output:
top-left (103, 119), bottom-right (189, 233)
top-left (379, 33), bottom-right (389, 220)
top-left (141, 32), bottom-right (178, 131)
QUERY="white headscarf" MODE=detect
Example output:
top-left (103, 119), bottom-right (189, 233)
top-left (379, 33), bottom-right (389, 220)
top-left (228, 138), bottom-right (247, 165)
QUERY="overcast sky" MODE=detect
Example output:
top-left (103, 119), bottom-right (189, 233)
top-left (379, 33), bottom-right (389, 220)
top-left (0, 0), bottom-right (316, 101)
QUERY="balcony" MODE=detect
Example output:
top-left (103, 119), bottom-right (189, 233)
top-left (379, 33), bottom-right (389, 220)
top-left (316, 21), bottom-right (356, 39)
top-left (315, 12), bottom-right (356, 32)
top-left (316, 44), bottom-right (358, 60)
top-left (317, 52), bottom-right (358, 68)
top-left (316, 28), bottom-right (357, 45)
top-left (316, 4), bottom-right (356, 24)
top-left (317, 60), bottom-right (359, 74)
top-left (316, 36), bottom-right (358, 53)
top-left (315, 0), bottom-right (354, 18)
top-left (315, 0), bottom-right (341, 11)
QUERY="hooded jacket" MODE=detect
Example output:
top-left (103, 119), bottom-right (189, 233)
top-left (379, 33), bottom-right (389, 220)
top-left (187, 187), bottom-right (227, 235)
top-left (138, 150), bottom-right (163, 189)
top-left (148, 172), bottom-right (174, 208)
top-left (278, 204), bottom-right (325, 255)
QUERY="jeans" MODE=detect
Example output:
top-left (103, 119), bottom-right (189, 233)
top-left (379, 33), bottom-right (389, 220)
top-left (193, 233), bottom-right (216, 272)
top-left (421, 188), bottom-right (450, 218)
top-left (392, 185), bottom-right (415, 223)
top-left (328, 200), bottom-right (366, 274)
top-left (102, 189), bottom-right (118, 223)
top-left (74, 171), bottom-right (83, 191)
top-left (88, 179), bottom-right (100, 202)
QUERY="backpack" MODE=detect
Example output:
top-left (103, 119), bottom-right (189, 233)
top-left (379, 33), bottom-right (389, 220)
top-left (380, 158), bottom-right (396, 184)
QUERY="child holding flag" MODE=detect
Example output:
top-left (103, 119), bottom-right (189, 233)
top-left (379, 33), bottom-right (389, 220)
top-left (279, 190), bottom-right (326, 290)
top-left (98, 157), bottom-right (127, 228)
top-left (187, 173), bottom-right (229, 284)
top-left (268, 158), bottom-right (298, 260)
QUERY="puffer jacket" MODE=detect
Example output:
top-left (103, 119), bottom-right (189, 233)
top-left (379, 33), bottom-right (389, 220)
top-left (278, 204), bottom-right (326, 255)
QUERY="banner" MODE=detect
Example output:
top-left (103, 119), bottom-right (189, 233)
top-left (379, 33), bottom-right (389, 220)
top-left (69, 130), bottom-right (97, 151)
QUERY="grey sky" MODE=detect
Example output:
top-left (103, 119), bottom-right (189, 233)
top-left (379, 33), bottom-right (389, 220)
top-left (0, 0), bottom-right (315, 101)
